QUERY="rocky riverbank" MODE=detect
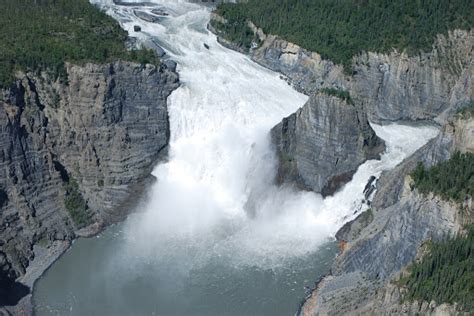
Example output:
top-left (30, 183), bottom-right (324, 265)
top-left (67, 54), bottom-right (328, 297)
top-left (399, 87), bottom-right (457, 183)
top-left (300, 114), bottom-right (473, 315)
top-left (0, 61), bottom-right (178, 314)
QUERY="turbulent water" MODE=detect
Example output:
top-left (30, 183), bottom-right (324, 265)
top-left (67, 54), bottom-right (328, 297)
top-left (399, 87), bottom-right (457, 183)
top-left (34, 1), bottom-right (440, 315)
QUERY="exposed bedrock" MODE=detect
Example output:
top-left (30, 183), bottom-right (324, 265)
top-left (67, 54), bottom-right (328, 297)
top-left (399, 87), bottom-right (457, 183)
top-left (271, 93), bottom-right (384, 196)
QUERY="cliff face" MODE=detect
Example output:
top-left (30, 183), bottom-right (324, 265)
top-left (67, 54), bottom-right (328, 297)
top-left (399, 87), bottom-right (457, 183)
top-left (300, 116), bottom-right (474, 316)
top-left (352, 30), bottom-right (474, 123)
top-left (212, 16), bottom-right (474, 124)
top-left (271, 94), bottom-right (384, 195)
top-left (0, 61), bottom-right (178, 306)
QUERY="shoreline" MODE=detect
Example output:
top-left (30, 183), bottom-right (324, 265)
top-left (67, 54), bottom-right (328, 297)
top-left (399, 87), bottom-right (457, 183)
top-left (2, 241), bottom-right (70, 316)
top-left (1, 173), bottom-right (160, 315)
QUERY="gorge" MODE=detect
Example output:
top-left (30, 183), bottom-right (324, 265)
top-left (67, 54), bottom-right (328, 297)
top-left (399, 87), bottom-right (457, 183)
top-left (0, 0), bottom-right (472, 315)
top-left (33, 1), bottom-right (440, 315)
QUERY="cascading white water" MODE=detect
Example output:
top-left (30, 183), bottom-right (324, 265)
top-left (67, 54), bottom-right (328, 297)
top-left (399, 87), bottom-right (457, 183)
top-left (34, 1), bottom-right (440, 315)
top-left (92, 0), bottom-right (438, 267)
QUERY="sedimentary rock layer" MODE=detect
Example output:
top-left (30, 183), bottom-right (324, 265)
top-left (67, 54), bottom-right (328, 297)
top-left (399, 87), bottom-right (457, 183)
top-left (0, 61), bottom-right (178, 308)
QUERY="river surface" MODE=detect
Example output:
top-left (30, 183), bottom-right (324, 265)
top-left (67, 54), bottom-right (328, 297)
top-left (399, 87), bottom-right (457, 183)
top-left (33, 1), bottom-right (440, 315)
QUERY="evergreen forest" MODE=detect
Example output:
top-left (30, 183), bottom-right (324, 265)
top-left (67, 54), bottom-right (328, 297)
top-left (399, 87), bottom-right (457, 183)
top-left (0, 0), bottom-right (159, 87)
top-left (213, 0), bottom-right (474, 72)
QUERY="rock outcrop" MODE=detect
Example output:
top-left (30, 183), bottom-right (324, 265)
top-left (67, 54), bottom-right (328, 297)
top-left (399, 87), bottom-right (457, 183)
top-left (211, 15), bottom-right (474, 124)
top-left (271, 93), bottom-right (384, 195)
top-left (300, 115), bottom-right (474, 315)
top-left (0, 61), bottom-right (178, 309)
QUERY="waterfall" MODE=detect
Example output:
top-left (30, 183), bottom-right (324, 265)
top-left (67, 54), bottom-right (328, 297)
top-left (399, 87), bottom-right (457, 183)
top-left (35, 1), bottom-right (440, 315)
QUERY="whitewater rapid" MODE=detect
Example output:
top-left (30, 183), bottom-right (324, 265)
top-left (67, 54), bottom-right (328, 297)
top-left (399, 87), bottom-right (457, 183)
top-left (33, 1), bottom-right (442, 314)
top-left (92, 0), bottom-right (439, 268)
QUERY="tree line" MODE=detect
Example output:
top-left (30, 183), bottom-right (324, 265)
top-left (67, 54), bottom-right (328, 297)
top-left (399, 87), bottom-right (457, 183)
top-left (214, 0), bottom-right (474, 72)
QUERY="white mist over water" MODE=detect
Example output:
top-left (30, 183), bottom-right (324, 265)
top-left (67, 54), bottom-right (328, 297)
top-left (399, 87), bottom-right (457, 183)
top-left (91, 0), bottom-right (440, 270)
top-left (33, 1), bottom-right (442, 314)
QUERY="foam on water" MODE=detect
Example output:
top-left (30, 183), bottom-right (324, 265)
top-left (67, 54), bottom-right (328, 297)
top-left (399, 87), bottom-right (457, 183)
top-left (33, 2), bottom-right (441, 314)
top-left (89, 0), bottom-right (439, 270)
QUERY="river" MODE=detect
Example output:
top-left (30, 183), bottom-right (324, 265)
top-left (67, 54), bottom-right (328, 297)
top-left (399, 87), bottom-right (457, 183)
top-left (33, 1), bottom-right (440, 315)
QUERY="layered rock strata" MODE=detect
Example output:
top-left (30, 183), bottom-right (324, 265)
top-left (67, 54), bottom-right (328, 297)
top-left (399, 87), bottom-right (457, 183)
top-left (0, 61), bottom-right (178, 310)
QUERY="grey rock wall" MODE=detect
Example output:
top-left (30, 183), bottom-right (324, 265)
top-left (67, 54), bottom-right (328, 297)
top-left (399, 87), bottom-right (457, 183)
top-left (0, 61), bottom-right (178, 305)
top-left (271, 93), bottom-right (384, 195)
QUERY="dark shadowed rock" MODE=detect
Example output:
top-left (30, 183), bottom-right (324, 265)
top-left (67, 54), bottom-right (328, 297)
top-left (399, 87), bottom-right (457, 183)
top-left (151, 9), bottom-right (169, 16)
top-left (363, 175), bottom-right (377, 201)
top-left (164, 60), bottom-right (177, 72)
top-left (271, 93), bottom-right (384, 196)
top-left (134, 10), bottom-right (161, 23)
top-left (113, 1), bottom-right (157, 7)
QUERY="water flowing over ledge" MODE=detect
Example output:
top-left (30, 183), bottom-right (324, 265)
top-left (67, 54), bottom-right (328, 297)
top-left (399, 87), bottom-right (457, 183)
top-left (34, 1), bottom-right (440, 315)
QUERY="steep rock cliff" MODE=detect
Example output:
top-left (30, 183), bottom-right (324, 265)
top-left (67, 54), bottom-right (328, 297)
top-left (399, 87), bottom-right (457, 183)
top-left (300, 116), bottom-right (474, 315)
top-left (0, 61), bottom-right (178, 308)
top-left (271, 93), bottom-right (384, 195)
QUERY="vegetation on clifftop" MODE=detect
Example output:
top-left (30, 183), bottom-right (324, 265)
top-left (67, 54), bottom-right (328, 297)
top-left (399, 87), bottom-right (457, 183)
top-left (211, 20), bottom-right (256, 50)
top-left (399, 225), bottom-right (474, 311)
top-left (0, 0), bottom-right (159, 87)
top-left (410, 152), bottom-right (473, 204)
top-left (214, 0), bottom-right (474, 72)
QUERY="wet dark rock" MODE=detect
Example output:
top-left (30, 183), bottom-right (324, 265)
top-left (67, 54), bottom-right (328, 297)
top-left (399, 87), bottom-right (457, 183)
top-left (151, 9), bottom-right (169, 16)
top-left (143, 39), bottom-right (166, 57)
top-left (154, 45), bottom-right (166, 57)
top-left (363, 175), bottom-right (377, 201)
top-left (133, 25), bottom-right (141, 32)
top-left (113, 1), bottom-right (158, 7)
top-left (164, 60), bottom-right (177, 72)
top-left (134, 10), bottom-right (161, 23)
